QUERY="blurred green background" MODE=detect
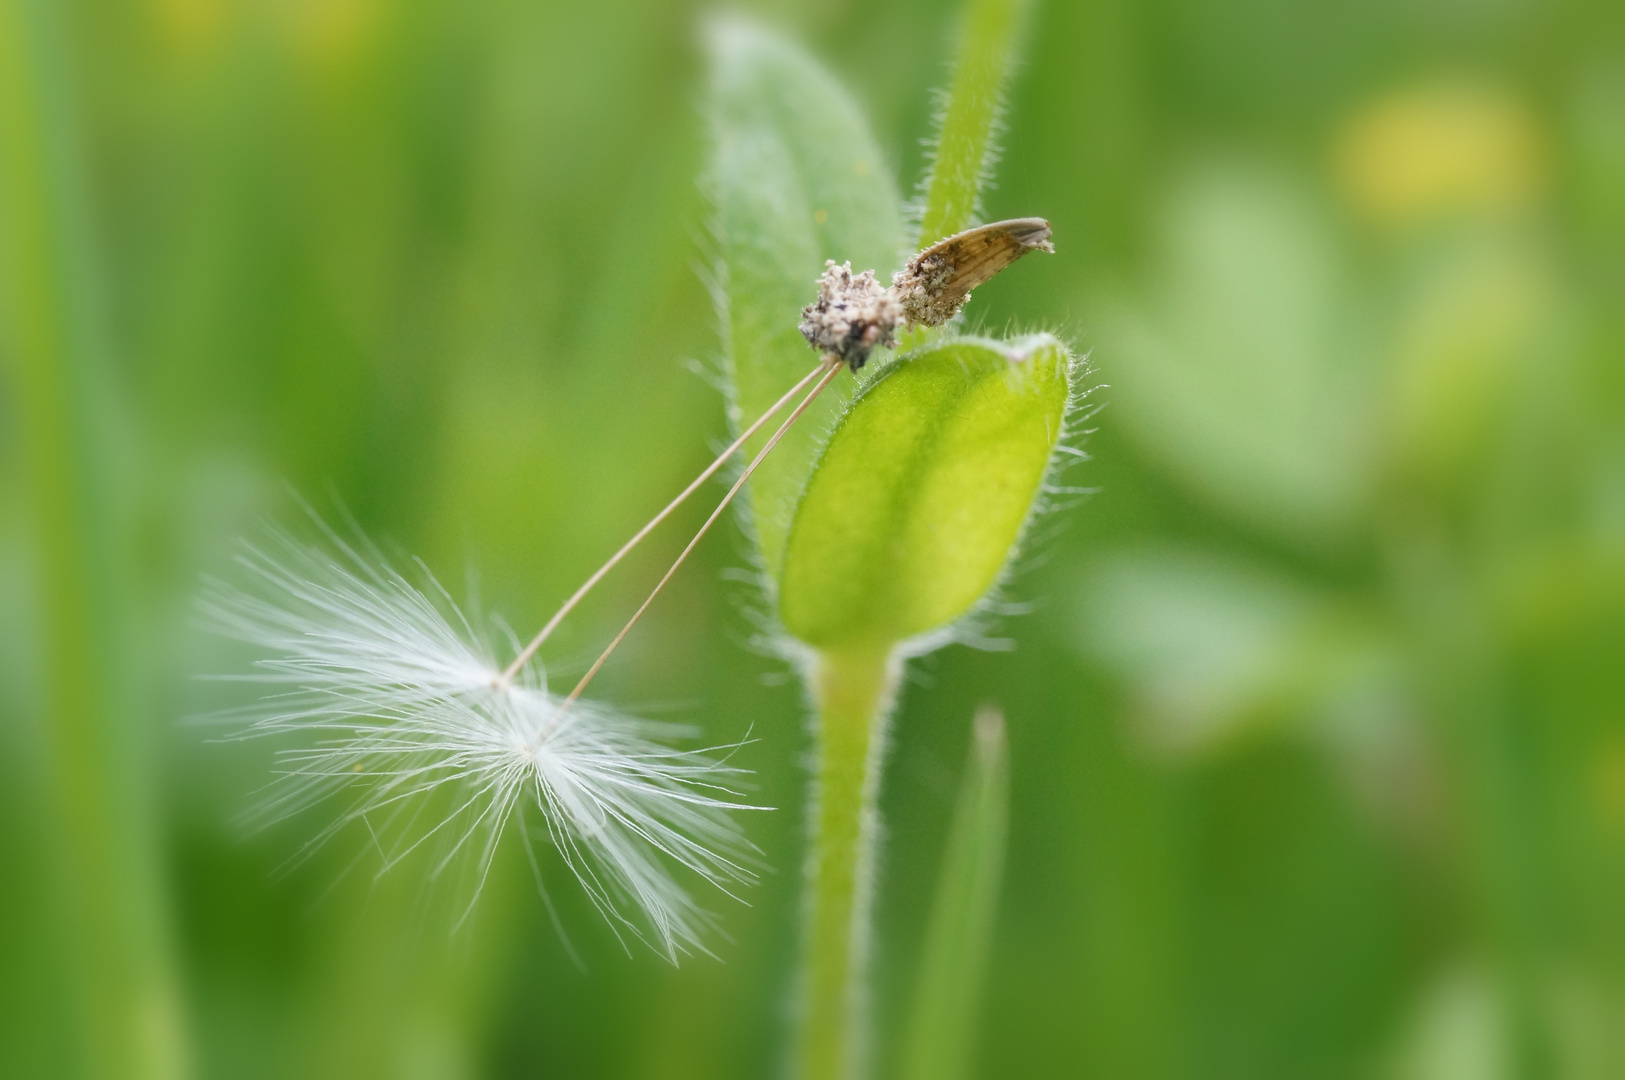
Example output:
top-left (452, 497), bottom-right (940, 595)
top-left (3, 0), bottom-right (1624, 1076)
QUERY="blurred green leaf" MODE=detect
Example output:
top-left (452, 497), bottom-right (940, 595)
top-left (705, 18), bottom-right (906, 580)
top-left (1389, 965), bottom-right (1514, 1080)
top-left (900, 705), bottom-right (1009, 1080)
top-left (1081, 548), bottom-right (1322, 747)
top-left (780, 336), bottom-right (1072, 648)
top-left (1099, 161), bottom-right (1376, 545)
top-left (1079, 547), bottom-right (1409, 759)
top-left (1385, 232), bottom-right (1551, 490)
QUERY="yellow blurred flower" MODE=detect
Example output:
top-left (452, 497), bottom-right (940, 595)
top-left (284, 0), bottom-right (379, 71)
top-left (154, 0), bottom-right (227, 56)
top-left (1336, 79), bottom-right (1544, 224)
top-left (153, 0), bottom-right (377, 69)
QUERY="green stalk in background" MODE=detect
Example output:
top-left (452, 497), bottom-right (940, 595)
top-left (900, 706), bottom-right (1009, 1080)
top-left (916, 0), bottom-right (1031, 248)
top-left (900, 0), bottom-right (1031, 359)
top-left (0, 0), bottom-right (186, 1076)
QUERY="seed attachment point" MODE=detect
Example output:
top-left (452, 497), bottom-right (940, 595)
top-left (798, 219), bottom-right (1055, 369)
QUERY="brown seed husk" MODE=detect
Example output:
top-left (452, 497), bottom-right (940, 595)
top-left (893, 218), bottom-right (1054, 327)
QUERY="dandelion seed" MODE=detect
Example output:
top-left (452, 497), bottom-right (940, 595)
top-left (202, 525), bottom-right (758, 960)
top-left (203, 218), bottom-right (1051, 958)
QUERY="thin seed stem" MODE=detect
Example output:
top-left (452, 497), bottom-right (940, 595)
top-left (498, 358), bottom-right (835, 686)
top-left (563, 357), bottom-right (844, 705)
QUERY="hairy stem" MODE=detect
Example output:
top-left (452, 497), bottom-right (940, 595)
top-left (796, 645), bottom-right (902, 1080)
top-left (897, 0), bottom-right (1030, 355)
top-left (916, 0), bottom-right (1031, 248)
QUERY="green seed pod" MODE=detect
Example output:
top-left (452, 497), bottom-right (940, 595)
top-left (779, 335), bottom-right (1076, 650)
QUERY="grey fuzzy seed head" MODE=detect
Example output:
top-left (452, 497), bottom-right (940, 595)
top-left (799, 260), bottom-right (905, 371)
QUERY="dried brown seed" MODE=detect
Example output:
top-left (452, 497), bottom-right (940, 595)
top-left (892, 218), bottom-right (1054, 327)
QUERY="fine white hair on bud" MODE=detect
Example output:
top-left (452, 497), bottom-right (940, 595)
top-left (200, 523), bottom-right (758, 961)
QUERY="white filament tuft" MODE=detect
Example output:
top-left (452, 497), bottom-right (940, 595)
top-left (200, 523), bottom-right (758, 962)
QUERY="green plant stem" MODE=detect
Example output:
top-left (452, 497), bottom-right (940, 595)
top-left (917, 0), bottom-right (1030, 248)
top-left (797, 644), bottom-right (902, 1080)
top-left (897, 0), bottom-right (1029, 355)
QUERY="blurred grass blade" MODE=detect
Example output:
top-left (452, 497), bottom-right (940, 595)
top-left (901, 705), bottom-right (1010, 1080)
top-left (705, 18), bottom-right (906, 580)
top-left (917, 0), bottom-right (1032, 247)
top-left (779, 336), bottom-right (1074, 649)
top-left (0, 0), bottom-right (185, 1075)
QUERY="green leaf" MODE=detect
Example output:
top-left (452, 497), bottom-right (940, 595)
top-left (917, 0), bottom-right (1031, 247)
top-left (900, 705), bottom-right (1009, 1080)
top-left (1079, 547), bottom-right (1403, 756)
top-left (779, 336), bottom-right (1073, 649)
top-left (706, 19), bottom-right (906, 580)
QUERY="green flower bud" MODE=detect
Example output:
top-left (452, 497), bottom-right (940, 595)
top-left (779, 335), bottom-right (1076, 649)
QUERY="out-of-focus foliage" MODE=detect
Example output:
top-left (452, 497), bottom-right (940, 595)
top-left (1, 0), bottom-right (1622, 1078)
